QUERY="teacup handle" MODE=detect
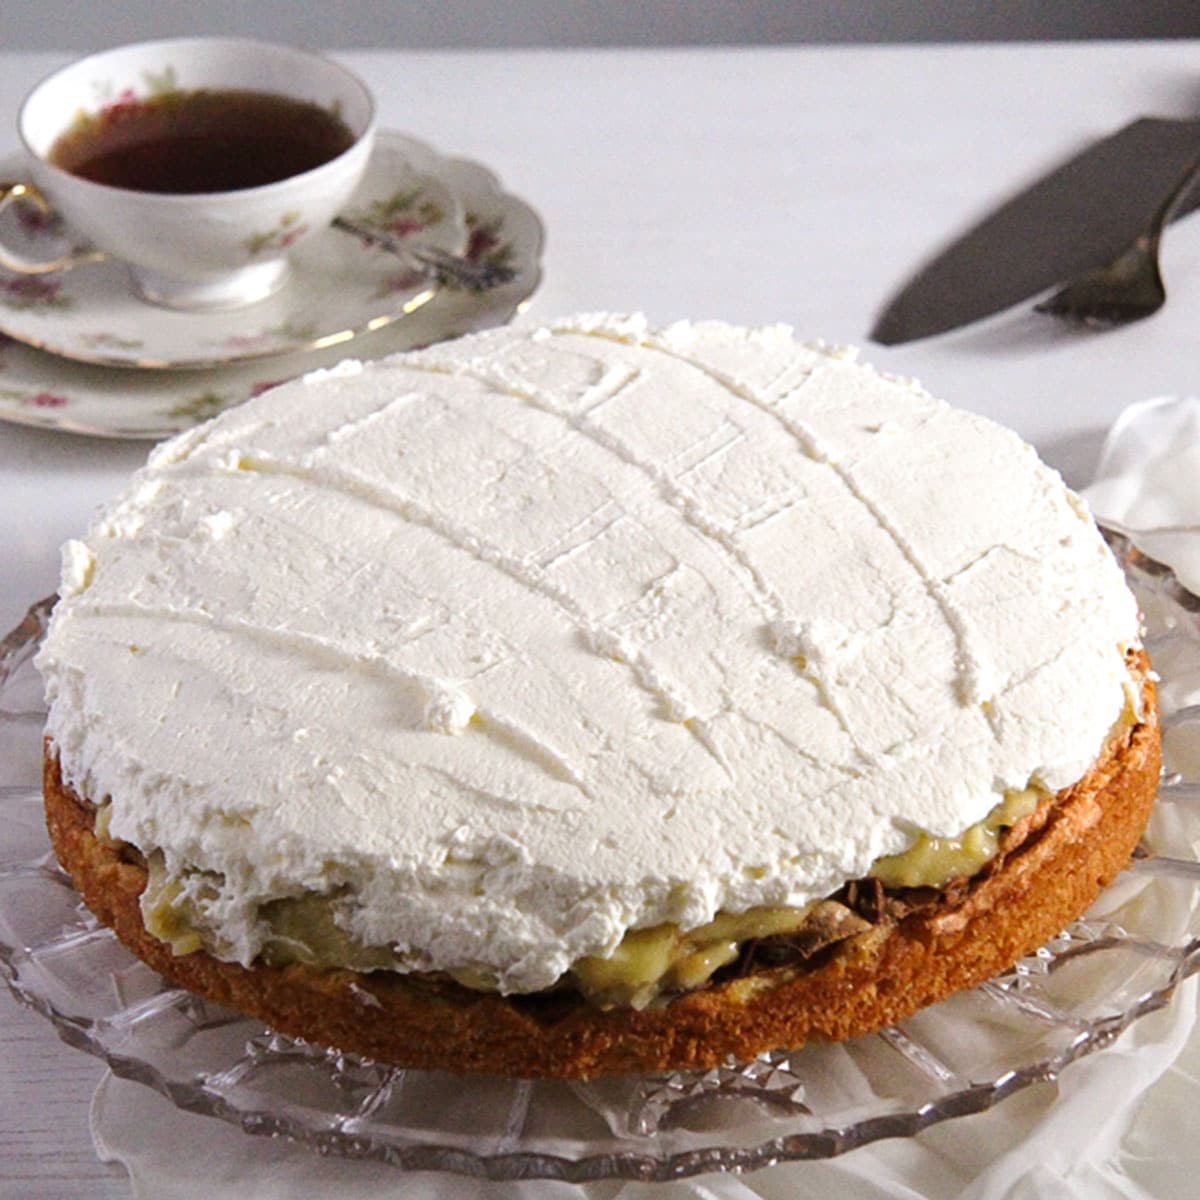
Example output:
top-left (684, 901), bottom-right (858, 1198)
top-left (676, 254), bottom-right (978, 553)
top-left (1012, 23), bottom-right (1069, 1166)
top-left (0, 181), bottom-right (108, 274)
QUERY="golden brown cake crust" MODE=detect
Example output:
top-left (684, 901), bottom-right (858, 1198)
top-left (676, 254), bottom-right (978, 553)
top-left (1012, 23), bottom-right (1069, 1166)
top-left (43, 663), bottom-right (1160, 1080)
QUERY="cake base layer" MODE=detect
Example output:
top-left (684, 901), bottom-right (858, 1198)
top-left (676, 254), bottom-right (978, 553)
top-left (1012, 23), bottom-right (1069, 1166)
top-left (42, 668), bottom-right (1160, 1080)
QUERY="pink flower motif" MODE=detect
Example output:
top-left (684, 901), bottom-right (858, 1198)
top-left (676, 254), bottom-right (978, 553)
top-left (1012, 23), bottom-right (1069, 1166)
top-left (27, 391), bottom-right (68, 408)
top-left (16, 205), bottom-right (62, 236)
top-left (99, 87), bottom-right (139, 117)
top-left (378, 269), bottom-right (427, 295)
top-left (466, 225), bottom-right (501, 260)
top-left (4, 276), bottom-right (62, 303)
top-left (277, 224), bottom-right (309, 249)
top-left (383, 217), bottom-right (423, 238)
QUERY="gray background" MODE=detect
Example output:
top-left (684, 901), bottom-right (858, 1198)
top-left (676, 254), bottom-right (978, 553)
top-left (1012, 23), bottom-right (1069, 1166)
top-left (1, 0), bottom-right (1198, 51)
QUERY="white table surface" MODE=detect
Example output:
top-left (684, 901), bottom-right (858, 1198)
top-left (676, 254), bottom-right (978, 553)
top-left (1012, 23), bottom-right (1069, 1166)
top-left (3, 40), bottom-right (1200, 1196)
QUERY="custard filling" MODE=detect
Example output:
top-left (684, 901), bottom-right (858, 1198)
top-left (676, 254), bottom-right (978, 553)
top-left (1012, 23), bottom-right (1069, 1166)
top-left (570, 905), bottom-right (814, 1009)
top-left (130, 783), bottom-right (1047, 1008)
top-left (870, 787), bottom-right (1041, 890)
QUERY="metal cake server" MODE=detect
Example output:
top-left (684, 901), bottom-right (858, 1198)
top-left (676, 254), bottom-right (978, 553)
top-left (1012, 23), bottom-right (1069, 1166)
top-left (1034, 155), bottom-right (1200, 327)
top-left (871, 116), bottom-right (1200, 345)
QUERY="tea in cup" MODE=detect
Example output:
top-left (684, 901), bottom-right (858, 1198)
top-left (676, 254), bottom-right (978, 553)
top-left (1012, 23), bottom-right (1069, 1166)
top-left (2, 37), bottom-right (376, 309)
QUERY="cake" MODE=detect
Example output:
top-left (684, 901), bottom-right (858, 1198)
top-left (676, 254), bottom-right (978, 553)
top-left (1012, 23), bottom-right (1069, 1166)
top-left (38, 314), bottom-right (1160, 1078)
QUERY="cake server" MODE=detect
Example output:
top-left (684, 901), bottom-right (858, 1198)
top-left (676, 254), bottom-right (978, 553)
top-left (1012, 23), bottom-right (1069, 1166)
top-left (871, 116), bottom-right (1200, 345)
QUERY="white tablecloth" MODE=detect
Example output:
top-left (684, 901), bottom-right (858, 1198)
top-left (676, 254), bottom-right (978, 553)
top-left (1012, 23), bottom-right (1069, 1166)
top-left (5, 37), bottom-right (1200, 1197)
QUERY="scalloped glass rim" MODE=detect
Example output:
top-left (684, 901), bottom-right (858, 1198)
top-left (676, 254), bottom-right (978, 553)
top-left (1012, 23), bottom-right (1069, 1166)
top-left (0, 526), bottom-right (1197, 1183)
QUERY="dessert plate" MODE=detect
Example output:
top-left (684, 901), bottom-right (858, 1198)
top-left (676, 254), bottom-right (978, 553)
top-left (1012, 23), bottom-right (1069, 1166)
top-left (1, 533), bottom-right (1198, 1182)
top-left (0, 131), bottom-right (470, 370)
top-left (0, 135), bottom-right (543, 438)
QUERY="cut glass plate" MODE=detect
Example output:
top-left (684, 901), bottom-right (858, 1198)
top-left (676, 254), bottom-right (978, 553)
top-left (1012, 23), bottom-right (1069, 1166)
top-left (1, 528), bottom-right (1198, 1182)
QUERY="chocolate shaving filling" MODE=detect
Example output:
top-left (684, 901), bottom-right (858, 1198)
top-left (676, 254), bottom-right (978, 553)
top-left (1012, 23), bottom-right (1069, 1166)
top-left (736, 899), bottom-right (873, 974)
top-left (714, 787), bottom-right (1059, 988)
top-left (67, 770), bottom-right (1073, 1003)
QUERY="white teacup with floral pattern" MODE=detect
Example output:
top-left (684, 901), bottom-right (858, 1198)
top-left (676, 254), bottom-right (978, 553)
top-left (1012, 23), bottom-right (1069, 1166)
top-left (2, 38), bottom-right (376, 310)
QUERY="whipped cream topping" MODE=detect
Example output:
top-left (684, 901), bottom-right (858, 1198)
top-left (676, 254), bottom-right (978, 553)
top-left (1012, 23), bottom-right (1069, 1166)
top-left (37, 315), bottom-right (1142, 992)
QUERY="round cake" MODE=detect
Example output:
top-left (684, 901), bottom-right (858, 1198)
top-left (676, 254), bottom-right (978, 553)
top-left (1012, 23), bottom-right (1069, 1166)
top-left (38, 314), bottom-right (1159, 1077)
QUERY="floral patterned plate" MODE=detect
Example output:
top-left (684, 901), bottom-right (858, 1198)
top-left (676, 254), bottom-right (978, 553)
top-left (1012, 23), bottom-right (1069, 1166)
top-left (0, 132), bottom-right (469, 369)
top-left (0, 134), bottom-right (544, 439)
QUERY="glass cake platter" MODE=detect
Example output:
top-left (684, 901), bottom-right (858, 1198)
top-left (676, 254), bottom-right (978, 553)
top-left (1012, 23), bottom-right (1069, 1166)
top-left (2, 530), bottom-right (1199, 1182)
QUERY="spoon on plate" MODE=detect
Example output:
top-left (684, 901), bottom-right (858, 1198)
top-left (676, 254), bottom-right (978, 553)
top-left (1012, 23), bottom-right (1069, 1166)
top-left (332, 215), bottom-right (516, 292)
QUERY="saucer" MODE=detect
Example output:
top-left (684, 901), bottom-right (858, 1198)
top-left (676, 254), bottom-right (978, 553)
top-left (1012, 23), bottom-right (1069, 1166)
top-left (0, 132), bottom-right (472, 370)
top-left (0, 136), bottom-right (544, 438)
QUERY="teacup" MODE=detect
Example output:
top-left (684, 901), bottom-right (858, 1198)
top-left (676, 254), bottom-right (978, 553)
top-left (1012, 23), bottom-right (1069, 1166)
top-left (0, 37), bottom-right (376, 310)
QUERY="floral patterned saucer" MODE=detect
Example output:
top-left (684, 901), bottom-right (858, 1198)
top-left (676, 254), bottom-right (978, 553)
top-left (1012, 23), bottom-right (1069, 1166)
top-left (0, 133), bottom-right (470, 369)
top-left (0, 134), bottom-right (544, 439)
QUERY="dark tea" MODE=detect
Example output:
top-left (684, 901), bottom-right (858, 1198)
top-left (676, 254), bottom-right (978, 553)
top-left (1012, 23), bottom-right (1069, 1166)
top-left (47, 88), bottom-right (357, 194)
